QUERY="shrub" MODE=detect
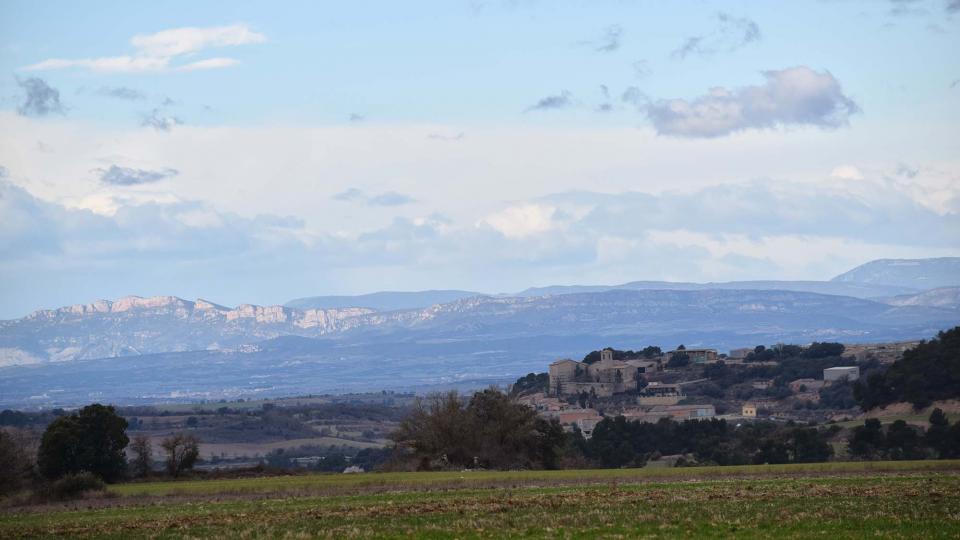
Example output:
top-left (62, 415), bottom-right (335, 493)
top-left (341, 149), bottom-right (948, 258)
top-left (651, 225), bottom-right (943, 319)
top-left (37, 472), bottom-right (106, 501)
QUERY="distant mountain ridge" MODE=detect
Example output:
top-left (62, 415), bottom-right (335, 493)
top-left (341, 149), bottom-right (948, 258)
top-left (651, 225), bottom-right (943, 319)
top-left (831, 257), bottom-right (960, 290)
top-left (1, 288), bottom-right (957, 408)
top-left (0, 295), bottom-right (375, 365)
top-left (2, 288), bottom-right (956, 368)
top-left (514, 280), bottom-right (914, 300)
top-left (284, 290), bottom-right (481, 311)
top-left (2, 257), bottom-right (960, 407)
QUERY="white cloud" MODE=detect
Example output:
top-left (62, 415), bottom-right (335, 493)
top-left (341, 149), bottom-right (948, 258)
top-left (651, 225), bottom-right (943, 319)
top-left (177, 57), bottom-right (241, 72)
top-left (480, 204), bottom-right (560, 238)
top-left (830, 165), bottom-right (864, 180)
top-left (130, 25), bottom-right (266, 57)
top-left (647, 66), bottom-right (860, 138)
top-left (21, 24), bottom-right (264, 73)
top-left (24, 56), bottom-right (170, 73)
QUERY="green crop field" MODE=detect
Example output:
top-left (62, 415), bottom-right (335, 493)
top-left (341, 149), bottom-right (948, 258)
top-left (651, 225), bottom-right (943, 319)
top-left (3, 461), bottom-right (959, 539)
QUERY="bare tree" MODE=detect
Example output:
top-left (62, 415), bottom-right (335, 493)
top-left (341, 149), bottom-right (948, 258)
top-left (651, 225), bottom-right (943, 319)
top-left (390, 388), bottom-right (559, 470)
top-left (0, 428), bottom-right (35, 495)
top-left (160, 433), bottom-right (199, 477)
top-left (128, 435), bottom-right (152, 478)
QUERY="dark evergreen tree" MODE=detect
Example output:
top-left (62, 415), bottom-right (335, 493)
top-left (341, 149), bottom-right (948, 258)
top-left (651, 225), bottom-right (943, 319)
top-left (37, 403), bottom-right (129, 482)
top-left (855, 327), bottom-right (960, 409)
top-left (848, 419), bottom-right (886, 460)
top-left (925, 408), bottom-right (951, 458)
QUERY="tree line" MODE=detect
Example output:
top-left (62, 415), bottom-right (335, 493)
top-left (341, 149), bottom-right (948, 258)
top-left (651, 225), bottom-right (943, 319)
top-left (855, 326), bottom-right (960, 410)
top-left (389, 389), bottom-right (960, 471)
top-left (0, 403), bottom-right (200, 499)
top-left (848, 410), bottom-right (960, 460)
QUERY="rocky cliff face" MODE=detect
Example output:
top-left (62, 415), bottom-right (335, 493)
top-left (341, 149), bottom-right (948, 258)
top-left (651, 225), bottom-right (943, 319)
top-left (22, 295), bottom-right (374, 329)
top-left (1, 289), bottom-right (957, 368)
top-left (1, 296), bottom-right (376, 365)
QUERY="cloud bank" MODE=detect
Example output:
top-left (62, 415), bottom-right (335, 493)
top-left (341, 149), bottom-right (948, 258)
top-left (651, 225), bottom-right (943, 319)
top-left (2, 166), bottom-right (957, 317)
top-left (647, 66), bottom-right (860, 137)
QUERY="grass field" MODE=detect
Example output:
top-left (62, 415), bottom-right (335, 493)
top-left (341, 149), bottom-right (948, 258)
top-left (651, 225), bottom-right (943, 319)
top-left (3, 461), bottom-right (959, 538)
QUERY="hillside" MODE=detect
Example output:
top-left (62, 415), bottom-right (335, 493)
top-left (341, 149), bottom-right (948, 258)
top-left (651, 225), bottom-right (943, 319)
top-left (0, 296), bottom-right (374, 365)
top-left (883, 287), bottom-right (960, 310)
top-left (1, 289), bottom-right (957, 407)
top-left (832, 257), bottom-right (960, 290)
top-left (515, 280), bottom-right (915, 299)
top-left (855, 326), bottom-right (960, 409)
top-left (3, 289), bottom-right (957, 367)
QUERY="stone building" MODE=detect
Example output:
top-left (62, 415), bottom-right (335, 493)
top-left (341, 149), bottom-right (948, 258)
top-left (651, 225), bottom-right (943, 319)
top-left (637, 382), bottom-right (685, 405)
top-left (548, 349), bottom-right (640, 397)
top-left (668, 348), bottom-right (719, 364)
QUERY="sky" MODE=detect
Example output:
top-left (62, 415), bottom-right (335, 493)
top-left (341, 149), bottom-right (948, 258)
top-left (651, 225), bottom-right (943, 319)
top-left (0, 0), bottom-right (959, 318)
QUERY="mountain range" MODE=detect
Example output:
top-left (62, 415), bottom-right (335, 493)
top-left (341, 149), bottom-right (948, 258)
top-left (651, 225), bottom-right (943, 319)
top-left (1, 257), bottom-right (957, 408)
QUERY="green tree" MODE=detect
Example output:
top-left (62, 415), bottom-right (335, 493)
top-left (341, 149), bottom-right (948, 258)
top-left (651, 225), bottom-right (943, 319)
top-left (510, 372), bottom-right (549, 395)
top-left (641, 346), bottom-right (662, 358)
top-left (802, 342), bottom-right (845, 359)
top-left (885, 420), bottom-right (922, 460)
top-left (848, 418), bottom-right (885, 460)
top-left (753, 439), bottom-right (789, 464)
top-left (790, 428), bottom-right (833, 463)
top-left (667, 351), bottom-right (690, 369)
top-left (925, 408), bottom-right (951, 458)
top-left (854, 327), bottom-right (960, 409)
top-left (532, 418), bottom-right (566, 470)
top-left (37, 403), bottom-right (129, 482)
top-left (943, 423), bottom-right (960, 459)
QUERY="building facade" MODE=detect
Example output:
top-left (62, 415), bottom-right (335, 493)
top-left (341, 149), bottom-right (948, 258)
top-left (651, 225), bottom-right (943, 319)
top-left (548, 349), bottom-right (640, 397)
top-left (823, 366), bottom-right (860, 383)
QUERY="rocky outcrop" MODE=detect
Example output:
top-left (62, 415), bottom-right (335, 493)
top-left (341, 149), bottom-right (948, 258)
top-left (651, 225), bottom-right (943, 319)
top-left (1, 289), bottom-right (956, 367)
top-left (1, 296), bottom-right (378, 365)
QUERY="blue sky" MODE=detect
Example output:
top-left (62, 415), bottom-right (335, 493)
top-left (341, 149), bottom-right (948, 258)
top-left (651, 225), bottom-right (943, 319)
top-left (0, 0), bottom-right (959, 317)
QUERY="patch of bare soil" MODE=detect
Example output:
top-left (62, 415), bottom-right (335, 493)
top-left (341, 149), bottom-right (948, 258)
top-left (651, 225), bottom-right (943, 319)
top-left (863, 399), bottom-right (960, 419)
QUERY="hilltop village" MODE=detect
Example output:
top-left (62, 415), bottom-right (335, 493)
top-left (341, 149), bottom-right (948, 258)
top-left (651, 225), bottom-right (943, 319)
top-left (516, 341), bottom-right (918, 438)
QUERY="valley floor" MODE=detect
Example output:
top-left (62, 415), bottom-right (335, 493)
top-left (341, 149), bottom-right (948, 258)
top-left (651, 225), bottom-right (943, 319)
top-left (2, 461), bottom-right (959, 539)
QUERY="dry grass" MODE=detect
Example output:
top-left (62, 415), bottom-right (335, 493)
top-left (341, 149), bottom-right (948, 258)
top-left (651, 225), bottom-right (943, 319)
top-left (108, 459), bottom-right (960, 498)
top-left (2, 472), bottom-right (958, 538)
top-left (2, 461), bottom-right (959, 538)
